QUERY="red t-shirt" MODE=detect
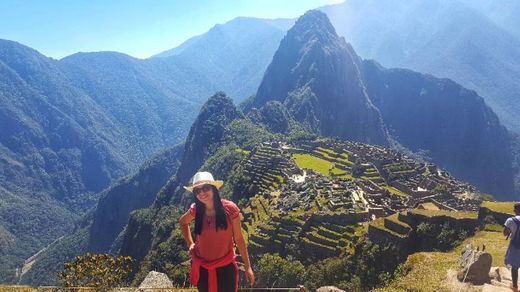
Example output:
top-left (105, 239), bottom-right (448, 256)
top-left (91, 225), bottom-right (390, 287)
top-left (189, 199), bottom-right (241, 261)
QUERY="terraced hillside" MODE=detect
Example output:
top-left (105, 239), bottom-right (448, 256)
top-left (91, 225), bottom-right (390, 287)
top-left (233, 139), bottom-right (482, 263)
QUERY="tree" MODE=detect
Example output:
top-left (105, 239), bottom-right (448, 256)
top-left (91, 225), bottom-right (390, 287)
top-left (352, 163), bottom-right (364, 178)
top-left (59, 253), bottom-right (133, 289)
top-left (256, 253), bottom-right (305, 288)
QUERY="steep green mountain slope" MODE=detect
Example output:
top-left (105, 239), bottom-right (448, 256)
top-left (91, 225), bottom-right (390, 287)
top-left (58, 52), bottom-right (196, 162)
top-left (321, 0), bottom-right (520, 134)
top-left (19, 145), bottom-right (183, 285)
top-left (0, 40), bottom-right (128, 281)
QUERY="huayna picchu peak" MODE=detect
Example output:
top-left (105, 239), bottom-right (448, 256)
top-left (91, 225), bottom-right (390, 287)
top-left (250, 10), bottom-right (389, 146)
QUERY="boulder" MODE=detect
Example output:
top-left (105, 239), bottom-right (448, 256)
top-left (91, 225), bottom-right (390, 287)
top-left (457, 244), bottom-right (492, 285)
top-left (138, 271), bottom-right (173, 289)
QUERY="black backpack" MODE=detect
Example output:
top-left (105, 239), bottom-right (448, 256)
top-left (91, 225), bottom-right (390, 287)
top-left (512, 218), bottom-right (520, 249)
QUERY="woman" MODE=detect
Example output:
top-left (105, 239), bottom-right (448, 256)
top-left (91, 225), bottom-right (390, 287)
top-left (179, 171), bottom-right (255, 292)
top-left (503, 203), bottom-right (520, 292)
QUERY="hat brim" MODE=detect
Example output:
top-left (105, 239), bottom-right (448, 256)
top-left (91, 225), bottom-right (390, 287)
top-left (184, 180), bottom-right (224, 193)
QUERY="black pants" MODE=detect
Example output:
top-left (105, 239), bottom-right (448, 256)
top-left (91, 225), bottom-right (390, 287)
top-left (513, 265), bottom-right (519, 288)
top-left (197, 262), bottom-right (237, 292)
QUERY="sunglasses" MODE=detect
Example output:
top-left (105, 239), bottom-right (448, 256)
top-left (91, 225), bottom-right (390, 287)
top-left (193, 184), bottom-right (212, 196)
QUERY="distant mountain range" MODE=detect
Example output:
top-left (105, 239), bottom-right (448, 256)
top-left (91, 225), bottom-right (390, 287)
top-left (321, 0), bottom-right (520, 134)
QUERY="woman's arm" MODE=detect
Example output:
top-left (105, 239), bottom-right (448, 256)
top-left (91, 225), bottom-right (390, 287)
top-left (231, 216), bottom-right (255, 285)
top-left (179, 210), bottom-right (195, 254)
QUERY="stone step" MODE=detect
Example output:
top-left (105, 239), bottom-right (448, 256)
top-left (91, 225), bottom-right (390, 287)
top-left (482, 283), bottom-right (511, 292)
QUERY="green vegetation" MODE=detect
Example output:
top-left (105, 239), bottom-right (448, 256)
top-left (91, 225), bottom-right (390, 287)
top-left (292, 153), bottom-right (356, 180)
top-left (59, 253), bottom-right (133, 289)
top-left (484, 224), bottom-right (503, 232)
top-left (381, 185), bottom-right (408, 196)
top-left (377, 228), bottom-right (508, 292)
top-left (370, 218), bottom-right (407, 238)
top-left (419, 202), bottom-right (440, 211)
top-left (20, 228), bottom-right (89, 285)
top-left (481, 201), bottom-right (515, 215)
top-left (412, 222), bottom-right (470, 252)
top-left (305, 238), bottom-right (404, 291)
top-left (293, 153), bottom-right (334, 176)
top-left (411, 209), bottom-right (478, 220)
top-left (0, 286), bottom-right (35, 292)
top-left (256, 254), bottom-right (306, 288)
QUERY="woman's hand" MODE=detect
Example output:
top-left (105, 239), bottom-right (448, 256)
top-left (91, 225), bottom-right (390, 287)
top-left (245, 265), bottom-right (255, 286)
top-left (188, 243), bottom-right (196, 256)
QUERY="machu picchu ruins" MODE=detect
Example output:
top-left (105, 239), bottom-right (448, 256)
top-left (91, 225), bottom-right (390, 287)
top-left (236, 138), bottom-right (483, 261)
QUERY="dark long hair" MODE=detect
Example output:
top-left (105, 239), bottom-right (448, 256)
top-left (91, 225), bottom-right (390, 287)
top-left (194, 186), bottom-right (228, 235)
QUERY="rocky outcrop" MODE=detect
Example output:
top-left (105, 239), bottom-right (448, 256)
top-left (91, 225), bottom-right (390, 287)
top-left (457, 244), bottom-right (492, 285)
top-left (138, 270), bottom-right (173, 289)
top-left (153, 92), bottom-right (243, 206)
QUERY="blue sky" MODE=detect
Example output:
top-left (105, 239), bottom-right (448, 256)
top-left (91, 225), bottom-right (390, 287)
top-left (0, 0), bottom-right (343, 59)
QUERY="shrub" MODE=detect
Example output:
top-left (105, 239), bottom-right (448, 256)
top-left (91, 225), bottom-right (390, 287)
top-left (59, 253), bottom-right (133, 289)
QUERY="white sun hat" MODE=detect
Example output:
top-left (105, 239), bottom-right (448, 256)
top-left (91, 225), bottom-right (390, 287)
top-left (184, 171), bottom-right (224, 192)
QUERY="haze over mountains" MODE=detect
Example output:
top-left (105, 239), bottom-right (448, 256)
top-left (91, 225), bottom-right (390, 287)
top-left (1, 0), bottom-right (519, 286)
top-left (321, 0), bottom-right (520, 134)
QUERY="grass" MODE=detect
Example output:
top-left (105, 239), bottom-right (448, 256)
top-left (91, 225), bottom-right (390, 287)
top-left (484, 224), bottom-right (504, 232)
top-left (0, 286), bottom-right (35, 292)
top-left (420, 202), bottom-right (440, 211)
top-left (340, 152), bottom-right (351, 161)
top-left (375, 228), bottom-right (508, 292)
top-left (421, 167), bottom-right (431, 177)
top-left (302, 237), bottom-right (336, 251)
top-left (235, 148), bottom-right (251, 155)
top-left (317, 146), bottom-right (338, 155)
top-left (411, 209), bottom-right (478, 220)
top-left (292, 153), bottom-right (359, 180)
top-left (293, 153), bottom-right (334, 176)
top-left (481, 201), bottom-right (516, 215)
top-left (386, 213), bottom-right (410, 227)
top-left (370, 218), bottom-right (406, 238)
top-left (381, 185), bottom-right (408, 197)
top-left (331, 168), bottom-right (355, 180)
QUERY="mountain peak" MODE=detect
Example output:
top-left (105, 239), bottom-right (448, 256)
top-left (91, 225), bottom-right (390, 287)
top-left (250, 10), bottom-right (389, 145)
top-left (155, 92), bottom-right (243, 205)
top-left (290, 10), bottom-right (338, 40)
